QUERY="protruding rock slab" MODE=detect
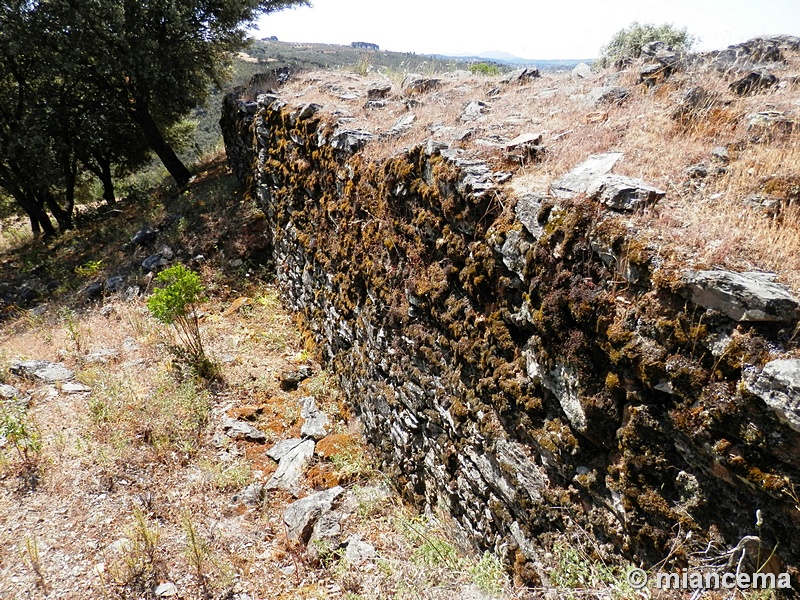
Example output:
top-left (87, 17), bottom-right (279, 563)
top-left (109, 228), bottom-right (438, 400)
top-left (10, 360), bottom-right (74, 382)
top-left (284, 486), bottom-right (344, 544)
top-left (551, 152), bottom-right (623, 199)
top-left (266, 438), bottom-right (315, 493)
top-left (402, 75), bottom-right (440, 94)
top-left (330, 129), bottom-right (372, 154)
top-left (500, 67), bottom-right (540, 83)
top-left (300, 396), bottom-right (329, 440)
top-left (586, 174), bottom-right (666, 211)
top-left (748, 360), bottom-right (800, 431)
top-left (221, 417), bottom-right (267, 443)
top-left (683, 271), bottom-right (800, 322)
top-left (266, 438), bottom-right (304, 461)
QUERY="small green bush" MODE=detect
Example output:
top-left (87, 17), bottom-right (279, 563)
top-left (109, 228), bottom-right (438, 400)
top-left (596, 22), bottom-right (696, 68)
top-left (469, 62), bottom-right (501, 76)
top-left (147, 265), bottom-right (216, 378)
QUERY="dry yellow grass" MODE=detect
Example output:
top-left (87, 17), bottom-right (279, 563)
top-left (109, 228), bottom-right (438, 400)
top-left (276, 52), bottom-right (800, 293)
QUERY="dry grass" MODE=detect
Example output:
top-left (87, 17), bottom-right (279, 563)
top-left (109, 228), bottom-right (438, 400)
top-left (276, 50), bottom-right (800, 293)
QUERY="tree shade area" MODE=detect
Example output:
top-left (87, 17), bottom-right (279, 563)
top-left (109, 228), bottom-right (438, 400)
top-left (0, 0), bottom-right (307, 236)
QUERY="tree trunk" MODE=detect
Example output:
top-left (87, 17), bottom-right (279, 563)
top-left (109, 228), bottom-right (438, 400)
top-left (130, 100), bottom-right (191, 189)
top-left (99, 156), bottom-right (116, 205)
top-left (12, 189), bottom-right (56, 237)
top-left (40, 190), bottom-right (73, 231)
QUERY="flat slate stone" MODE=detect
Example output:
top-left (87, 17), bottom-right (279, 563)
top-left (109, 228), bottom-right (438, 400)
top-left (747, 359), bottom-right (800, 431)
top-left (551, 152), bottom-right (623, 199)
top-left (0, 383), bottom-right (20, 398)
top-left (10, 360), bottom-right (74, 382)
top-left (683, 270), bottom-right (800, 322)
top-left (221, 417), bottom-right (267, 443)
top-left (586, 174), bottom-right (666, 211)
top-left (266, 438), bottom-right (304, 461)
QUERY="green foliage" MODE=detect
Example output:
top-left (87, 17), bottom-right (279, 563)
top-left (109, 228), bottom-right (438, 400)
top-left (596, 22), bottom-right (696, 68)
top-left (74, 260), bottom-right (104, 278)
top-left (147, 265), bottom-right (216, 377)
top-left (470, 552), bottom-right (508, 595)
top-left (0, 406), bottom-right (42, 466)
top-left (469, 62), bottom-right (501, 76)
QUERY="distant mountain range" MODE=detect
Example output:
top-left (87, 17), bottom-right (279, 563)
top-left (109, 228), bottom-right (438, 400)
top-left (440, 50), bottom-right (593, 70)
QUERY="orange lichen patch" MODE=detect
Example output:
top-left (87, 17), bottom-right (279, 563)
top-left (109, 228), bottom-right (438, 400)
top-left (305, 462), bottom-right (343, 488)
top-left (228, 405), bottom-right (263, 420)
top-left (314, 433), bottom-right (359, 458)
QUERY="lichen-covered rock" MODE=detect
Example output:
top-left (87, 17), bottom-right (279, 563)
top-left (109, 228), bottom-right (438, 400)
top-left (223, 94), bottom-right (800, 585)
top-left (266, 439), bottom-right (315, 494)
top-left (586, 86), bottom-right (629, 105)
top-left (748, 360), bottom-right (800, 432)
top-left (682, 270), bottom-right (800, 322)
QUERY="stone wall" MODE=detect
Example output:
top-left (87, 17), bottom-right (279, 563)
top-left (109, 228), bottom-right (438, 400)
top-left (222, 93), bottom-right (800, 583)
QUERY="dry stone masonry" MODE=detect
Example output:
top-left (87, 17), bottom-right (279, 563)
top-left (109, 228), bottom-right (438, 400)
top-left (222, 91), bottom-right (800, 584)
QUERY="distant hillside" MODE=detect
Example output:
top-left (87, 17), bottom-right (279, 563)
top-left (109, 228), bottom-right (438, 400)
top-left (452, 50), bottom-right (593, 70)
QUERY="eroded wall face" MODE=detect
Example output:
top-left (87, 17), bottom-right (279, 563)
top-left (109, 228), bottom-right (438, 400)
top-left (223, 94), bottom-right (800, 581)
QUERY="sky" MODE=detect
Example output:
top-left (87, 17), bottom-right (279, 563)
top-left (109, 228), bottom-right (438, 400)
top-left (252, 0), bottom-right (800, 60)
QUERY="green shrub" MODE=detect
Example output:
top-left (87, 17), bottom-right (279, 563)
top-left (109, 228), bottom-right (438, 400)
top-left (469, 62), bottom-right (501, 76)
top-left (147, 265), bottom-right (216, 378)
top-left (596, 22), bottom-right (696, 68)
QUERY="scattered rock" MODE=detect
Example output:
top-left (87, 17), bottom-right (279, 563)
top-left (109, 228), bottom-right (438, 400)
top-left (279, 366), bottom-right (313, 391)
top-left (82, 281), bottom-right (104, 301)
top-left (682, 270), bottom-right (800, 322)
top-left (587, 86), bottom-right (629, 105)
top-left (685, 163), bottom-right (709, 179)
top-left (364, 99), bottom-right (386, 109)
top-left (460, 101), bottom-right (486, 122)
top-left (61, 381), bottom-right (91, 394)
top-left (367, 83), bottom-right (391, 99)
top-left (154, 582), bottom-right (178, 597)
top-left (104, 276), bottom-right (126, 294)
top-left (402, 75), bottom-right (440, 94)
top-left (0, 383), bottom-right (20, 398)
top-left (747, 360), bottom-right (800, 432)
top-left (551, 152), bottom-right (623, 199)
top-left (10, 360), bottom-right (74, 382)
top-left (500, 67), bottom-right (540, 83)
top-left (266, 438), bottom-right (304, 461)
top-left (711, 146), bottom-right (731, 163)
top-left (142, 252), bottom-right (167, 272)
top-left (283, 486), bottom-right (344, 544)
top-left (747, 111), bottom-right (795, 140)
top-left (729, 70), bottom-right (778, 95)
top-left (232, 482), bottom-right (265, 507)
top-left (266, 439), bottom-right (315, 493)
top-left (572, 62), bottom-right (592, 79)
top-left (672, 86), bottom-right (717, 122)
top-left (387, 113), bottom-right (416, 136)
top-left (586, 174), bottom-right (666, 211)
top-left (221, 417), bottom-right (267, 443)
top-left (84, 349), bottom-right (120, 364)
top-left (300, 396), bottom-right (329, 440)
top-left (504, 132), bottom-right (543, 163)
top-left (131, 227), bottom-right (158, 246)
top-left (344, 534), bottom-right (376, 565)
